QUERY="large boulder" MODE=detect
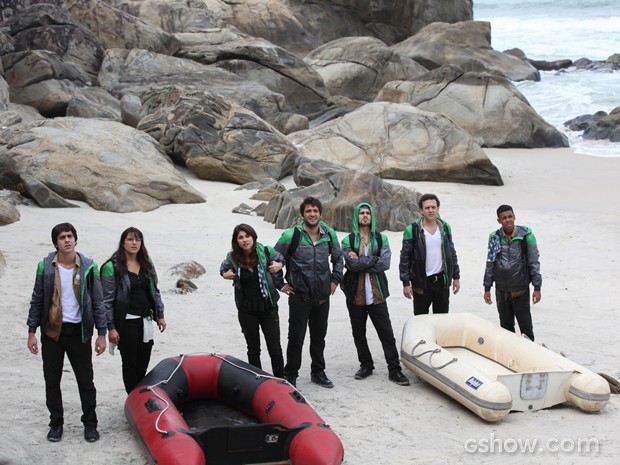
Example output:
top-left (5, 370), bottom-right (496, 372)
top-left (7, 3), bottom-right (105, 82)
top-left (264, 171), bottom-right (421, 232)
top-left (376, 65), bottom-right (569, 148)
top-left (0, 117), bottom-right (205, 212)
top-left (0, 199), bottom-right (20, 225)
top-left (137, 86), bottom-right (298, 184)
top-left (62, 0), bottom-right (180, 55)
top-left (304, 36), bottom-right (427, 102)
top-left (392, 21), bottom-right (540, 82)
top-left (289, 102), bottom-right (503, 185)
top-left (2, 49), bottom-right (121, 119)
top-left (176, 36), bottom-right (330, 116)
top-left (98, 48), bottom-right (284, 121)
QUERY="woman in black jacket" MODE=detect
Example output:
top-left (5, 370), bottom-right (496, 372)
top-left (102, 227), bottom-right (166, 393)
top-left (220, 224), bottom-right (285, 378)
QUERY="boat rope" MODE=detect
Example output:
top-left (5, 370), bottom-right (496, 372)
top-left (144, 353), bottom-right (307, 434)
top-left (410, 339), bottom-right (457, 370)
top-left (146, 353), bottom-right (189, 435)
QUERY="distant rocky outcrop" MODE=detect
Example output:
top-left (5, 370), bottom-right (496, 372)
top-left (0, 117), bottom-right (205, 212)
top-left (392, 21), bottom-right (539, 82)
top-left (289, 102), bottom-right (503, 185)
top-left (564, 107), bottom-right (620, 142)
top-left (375, 65), bottom-right (569, 148)
top-left (264, 171), bottom-right (421, 232)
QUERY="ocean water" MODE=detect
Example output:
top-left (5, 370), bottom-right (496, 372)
top-left (474, 0), bottom-right (620, 156)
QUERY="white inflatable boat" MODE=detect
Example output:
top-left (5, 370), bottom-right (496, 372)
top-left (400, 313), bottom-right (610, 422)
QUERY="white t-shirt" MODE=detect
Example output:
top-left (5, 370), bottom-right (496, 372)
top-left (362, 243), bottom-right (374, 305)
top-left (424, 227), bottom-right (443, 276)
top-left (58, 265), bottom-right (81, 323)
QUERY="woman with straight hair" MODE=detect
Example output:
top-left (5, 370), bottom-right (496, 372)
top-left (220, 224), bottom-right (285, 378)
top-left (101, 227), bottom-right (166, 394)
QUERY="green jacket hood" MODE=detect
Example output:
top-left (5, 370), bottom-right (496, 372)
top-left (352, 202), bottom-right (376, 235)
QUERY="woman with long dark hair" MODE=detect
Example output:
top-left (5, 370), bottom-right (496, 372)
top-left (220, 224), bottom-right (285, 377)
top-left (101, 227), bottom-right (166, 393)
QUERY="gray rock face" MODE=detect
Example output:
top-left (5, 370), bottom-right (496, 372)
top-left (7, 3), bottom-right (105, 82)
top-left (201, 38), bottom-right (330, 117)
top-left (137, 86), bottom-right (298, 184)
top-left (289, 102), bottom-right (503, 186)
top-left (392, 21), bottom-right (540, 82)
top-left (98, 48), bottom-right (284, 121)
top-left (0, 117), bottom-right (205, 212)
top-left (376, 65), bottom-right (569, 148)
top-left (305, 36), bottom-right (428, 102)
top-left (62, 0), bottom-right (180, 56)
top-left (2, 50), bottom-right (90, 116)
top-left (264, 171), bottom-right (421, 232)
top-left (200, 0), bottom-right (473, 54)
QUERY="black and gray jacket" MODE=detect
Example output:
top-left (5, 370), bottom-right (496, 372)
top-left (27, 251), bottom-right (107, 342)
top-left (399, 218), bottom-right (460, 289)
top-left (483, 225), bottom-right (542, 292)
top-left (275, 221), bottom-right (344, 302)
top-left (101, 256), bottom-right (165, 331)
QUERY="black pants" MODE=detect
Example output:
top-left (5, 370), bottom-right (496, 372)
top-left (413, 278), bottom-right (450, 315)
top-left (496, 288), bottom-right (534, 341)
top-left (237, 309), bottom-right (284, 378)
top-left (118, 318), bottom-right (153, 394)
top-left (284, 294), bottom-right (329, 378)
top-left (346, 301), bottom-right (402, 375)
top-left (41, 324), bottom-right (97, 427)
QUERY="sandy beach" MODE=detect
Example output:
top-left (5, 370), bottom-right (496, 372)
top-left (1, 147), bottom-right (618, 465)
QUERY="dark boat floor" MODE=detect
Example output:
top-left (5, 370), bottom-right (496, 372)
top-left (180, 399), bottom-right (259, 432)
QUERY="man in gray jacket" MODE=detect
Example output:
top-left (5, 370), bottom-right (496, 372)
top-left (27, 223), bottom-right (107, 443)
top-left (275, 197), bottom-right (343, 389)
top-left (483, 205), bottom-right (542, 341)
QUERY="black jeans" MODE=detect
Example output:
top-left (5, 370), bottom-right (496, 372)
top-left (284, 294), bottom-right (329, 378)
top-left (41, 324), bottom-right (97, 427)
top-left (118, 318), bottom-right (153, 394)
top-left (413, 277), bottom-right (450, 315)
top-left (237, 308), bottom-right (284, 378)
top-left (346, 301), bottom-right (402, 375)
top-left (496, 288), bottom-right (535, 341)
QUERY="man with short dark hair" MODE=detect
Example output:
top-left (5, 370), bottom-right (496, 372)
top-left (341, 202), bottom-right (409, 386)
top-left (484, 205), bottom-right (542, 341)
top-left (275, 197), bottom-right (343, 388)
top-left (27, 223), bottom-right (107, 443)
top-left (399, 194), bottom-right (460, 315)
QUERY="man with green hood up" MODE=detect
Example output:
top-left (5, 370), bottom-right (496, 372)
top-left (340, 203), bottom-right (410, 386)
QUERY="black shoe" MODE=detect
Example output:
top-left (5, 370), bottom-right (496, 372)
top-left (311, 371), bottom-right (334, 388)
top-left (84, 426), bottom-right (100, 443)
top-left (284, 375), bottom-right (297, 388)
top-left (47, 425), bottom-right (63, 442)
top-left (354, 366), bottom-right (374, 380)
top-left (389, 371), bottom-right (410, 386)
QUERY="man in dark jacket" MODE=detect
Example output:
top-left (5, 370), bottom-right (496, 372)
top-left (341, 203), bottom-right (409, 386)
top-left (27, 223), bottom-right (107, 443)
top-left (399, 194), bottom-right (460, 315)
top-left (275, 197), bottom-right (343, 388)
top-left (484, 205), bottom-right (542, 341)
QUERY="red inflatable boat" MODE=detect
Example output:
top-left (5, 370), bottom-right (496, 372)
top-left (125, 353), bottom-right (344, 465)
